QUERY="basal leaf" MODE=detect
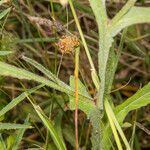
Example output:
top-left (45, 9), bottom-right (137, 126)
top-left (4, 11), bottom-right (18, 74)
top-left (0, 61), bottom-right (70, 94)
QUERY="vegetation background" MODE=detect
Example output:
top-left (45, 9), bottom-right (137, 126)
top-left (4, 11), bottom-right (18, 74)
top-left (0, 0), bottom-right (150, 149)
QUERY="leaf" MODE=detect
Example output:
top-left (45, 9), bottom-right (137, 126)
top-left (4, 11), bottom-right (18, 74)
top-left (22, 56), bottom-right (58, 82)
top-left (0, 51), bottom-right (13, 56)
top-left (63, 125), bottom-right (75, 148)
top-left (22, 56), bottom-right (70, 89)
top-left (12, 115), bottom-right (30, 150)
top-left (0, 84), bottom-right (44, 117)
top-left (33, 105), bottom-right (66, 150)
top-left (0, 123), bottom-right (31, 130)
top-left (105, 28), bottom-right (127, 94)
top-left (98, 34), bottom-right (114, 109)
top-left (69, 76), bottom-right (91, 109)
top-left (0, 61), bottom-right (70, 94)
top-left (110, 7), bottom-right (150, 37)
top-left (0, 61), bottom-right (95, 116)
top-left (111, 0), bottom-right (137, 26)
top-left (102, 83), bottom-right (150, 150)
top-left (0, 134), bottom-right (6, 150)
top-left (0, 7), bottom-right (11, 20)
top-left (115, 83), bottom-right (150, 124)
top-left (88, 0), bottom-right (107, 29)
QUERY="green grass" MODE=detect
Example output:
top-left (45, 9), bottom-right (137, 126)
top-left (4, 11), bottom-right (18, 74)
top-left (0, 0), bottom-right (150, 149)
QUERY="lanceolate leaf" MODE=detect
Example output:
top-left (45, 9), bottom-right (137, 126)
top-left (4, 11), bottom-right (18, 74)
top-left (115, 83), bottom-right (150, 124)
top-left (0, 84), bottom-right (44, 117)
top-left (0, 51), bottom-right (13, 56)
top-left (0, 123), bottom-right (31, 130)
top-left (33, 105), bottom-right (66, 150)
top-left (0, 7), bottom-right (11, 20)
top-left (111, 0), bottom-right (137, 26)
top-left (102, 83), bottom-right (150, 150)
top-left (110, 7), bottom-right (150, 37)
top-left (0, 61), bottom-right (95, 116)
top-left (0, 61), bottom-right (70, 94)
top-left (12, 115), bottom-right (30, 150)
top-left (22, 56), bottom-right (70, 90)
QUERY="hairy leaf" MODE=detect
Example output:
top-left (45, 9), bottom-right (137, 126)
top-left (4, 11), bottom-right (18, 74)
top-left (115, 83), bottom-right (150, 123)
top-left (110, 7), bottom-right (150, 37)
top-left (0, 123), bottom-right (31, 130)
top-left (0, 84), bottom-right (44, 117)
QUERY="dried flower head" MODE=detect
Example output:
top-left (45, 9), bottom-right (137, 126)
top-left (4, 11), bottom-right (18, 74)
top-left (56, 35), bottom-right (80, 54)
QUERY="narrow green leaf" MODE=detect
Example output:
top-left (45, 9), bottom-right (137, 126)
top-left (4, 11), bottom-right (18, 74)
top-left (0, 84), bottom-right (44, 117)
top-left (33, 105), bottom-right (66, 150)
top-left (88, 0), bottom-right (107, 29)
top-left (0, 7), bottom-right (11, 20)
top-left (0, 61), bottom-right (95, 116)
top-left (0, 123), bottom-right (31, 130)
top-left (0, 51), bottom-right (13, 56)
top-left (115, 83), bottom-right (150, 124)
top-left (111, 0), bottom-right (137, 26)
top-left (0, 134), bottom-right (6, 150)
top-left (110, 7), bottom-right (150, 37)
top-left (12, 115), bottom-right (30, 150)
top-left (105, 100), bottom-right (131, 150)
top-left (22, 56), bottom-right (69, 89)
top-left (0, 61), bottom-right (70, 94)
top-left (22, 56), bottom-right (57, 82)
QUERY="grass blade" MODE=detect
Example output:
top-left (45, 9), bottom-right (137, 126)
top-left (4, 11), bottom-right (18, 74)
top-left (115, 83), bottom-right (150, 124)
top-left (0, 123), bottom-right (31, 130)
top-left (32, 104), bottom-right (66, 150)
top-left (0, 84), bottom-right (44, 117)
top-left (105, 100), bottom-right (123, 150)
top-left (12, 115), bottom-right (30, 150)
top-left (22, 56), bottom-right (69, 89)
top-left (105, 99), bottom-right (131, 150)
top-left (0, 51), bottom-right (13, 56)
top-left (0, 7), bottom-right (11, 20)
top-left (0, 134), bottom-right (6, 150)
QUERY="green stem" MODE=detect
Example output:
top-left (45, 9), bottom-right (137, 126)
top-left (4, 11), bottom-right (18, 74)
top-left (105, 100), bottom-right (123, 150)
top-left (105, 99), bottom-right (131, 150)
top-left (68, 0), bottom-right (99, 89)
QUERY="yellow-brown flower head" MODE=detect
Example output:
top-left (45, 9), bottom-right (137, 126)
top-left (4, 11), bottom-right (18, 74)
top-left (56, 35), bottom-right (80, 54)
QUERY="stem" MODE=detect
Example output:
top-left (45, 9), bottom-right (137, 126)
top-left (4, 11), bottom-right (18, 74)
top-left (57, 54), bottom-right (63, 77)
top-left (68, 0), bottom-right (99, 89)
top-left (74, 47), bottom-right (80, 150)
